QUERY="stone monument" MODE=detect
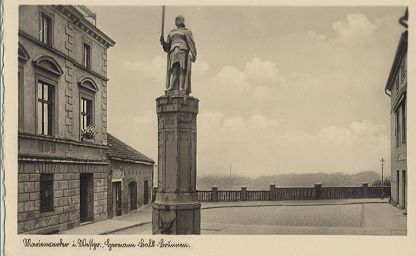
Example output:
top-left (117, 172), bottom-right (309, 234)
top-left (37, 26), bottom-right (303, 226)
top-left (152, 13), bottom-right (201, 234)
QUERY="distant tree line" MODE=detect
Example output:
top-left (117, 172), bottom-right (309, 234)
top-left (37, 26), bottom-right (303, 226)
top-left (197, 171), bottom-right (388, 190)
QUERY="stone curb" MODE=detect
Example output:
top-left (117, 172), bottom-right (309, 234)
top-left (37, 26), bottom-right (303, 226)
top-left (99, 221), bottom-right (152, 235)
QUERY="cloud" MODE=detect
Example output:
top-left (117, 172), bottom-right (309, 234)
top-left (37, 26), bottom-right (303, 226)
top-left (195, 58), bottom-right (282, 106)
top-left (245, 58), bottom-right (280, 85)
top-left (106, 10), bottom-right (399, 178)
top-left (108, 111), bottom-right (157, 161)
top-left (123, 56), bottom-right (166, 82)
top-left (193, 60), bottom-right (210, 77)
top-left (306, 13), bottom-right (379, 47)
top-left (197, 112), bottom-right (389, 177)
top-left (123, 55), bottom-right (210, 82)
top-left (332, 14), bottom-right (378, 43)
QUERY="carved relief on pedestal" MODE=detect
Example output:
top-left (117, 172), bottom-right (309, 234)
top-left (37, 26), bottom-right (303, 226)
top-left (163, 113), bottom-right (176, 129)
top-left (158, 131), bottom-right (165, 190)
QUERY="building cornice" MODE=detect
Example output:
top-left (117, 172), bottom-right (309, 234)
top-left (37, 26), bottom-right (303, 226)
top-left (53, 5), bottom-right (115, 48)
top-left (385, 31), bottom-right (407, 92)
top-left (18, 132), bottom-right (109, 150)
top-left (19, 30), bottom-right (110, 83)
top-left (18, 155), bottom-right (109, 165)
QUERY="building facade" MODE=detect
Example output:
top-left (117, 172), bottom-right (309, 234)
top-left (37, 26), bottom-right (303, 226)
top-left (107, 134), bottom-right (154, 219)
top-left (18, 5), bottom-right (115, 234)
top-left (385, 10), bottom-right (407, 213)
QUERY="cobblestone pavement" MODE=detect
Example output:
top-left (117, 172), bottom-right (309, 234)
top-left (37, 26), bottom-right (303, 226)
top-left (63, 199), bottom-right (406, 235)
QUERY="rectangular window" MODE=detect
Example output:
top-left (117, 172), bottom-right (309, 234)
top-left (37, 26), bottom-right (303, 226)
top-left (80, 97), bottom-right (93, 130)
top-left (83, 43), bottom-right (91, 68)
top-left (40, 174), bottom-right (53, 212)
top-left (40, 14), bottom-right (52, 46)
top-left (395, 109), bottom-right (400, 147)
top-left (37, 81), bottom-right (53, 136)
top-left (402, 101), bottom-right (406, 144)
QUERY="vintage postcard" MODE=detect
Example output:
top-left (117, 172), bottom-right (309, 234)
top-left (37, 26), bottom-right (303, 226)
top-left (2, 0), bottom-right (415, 255)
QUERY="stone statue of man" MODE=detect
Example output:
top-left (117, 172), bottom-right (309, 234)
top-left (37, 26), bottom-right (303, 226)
top-left (160, 15), bottom-right (197, 95)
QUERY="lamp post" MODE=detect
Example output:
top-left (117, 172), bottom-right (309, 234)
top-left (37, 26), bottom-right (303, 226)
top-left (380, 158), bottom-right (385, 185)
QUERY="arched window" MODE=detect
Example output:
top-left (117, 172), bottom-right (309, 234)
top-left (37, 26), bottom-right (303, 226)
top-left (18, 43), bottom-right (30, 62)
top-left (32, 55), bottom-right (63, 76)
top-left (18, 43), bottom-right (30, 130)
top-left (78, 77), bottom-right (98, 139)
top-left (32, 55), bottom-right (61, 136)
top-left (79, 77), bottom-right (99, 92)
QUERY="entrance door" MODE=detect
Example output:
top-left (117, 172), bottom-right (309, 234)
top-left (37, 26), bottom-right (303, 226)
top-left (129, 181), bottom-right (137, 211)
top-left (144, 180), bottom-right (149, 205)
top-left (80, 173), bottom-right (93, 222)
top-left (402, 170), bottom-right (407, 209)
top-left (112, 182), bottom-right (122, 216)
top-left (396, 170), bottom-right (400, 205)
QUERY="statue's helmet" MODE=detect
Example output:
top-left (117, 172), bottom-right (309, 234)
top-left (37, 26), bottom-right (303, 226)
top-left (175, 15), bottom-right (185, 26)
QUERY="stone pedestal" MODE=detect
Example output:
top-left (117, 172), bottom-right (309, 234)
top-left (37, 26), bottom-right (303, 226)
top-left (152, 95), bottom-right (200, 234)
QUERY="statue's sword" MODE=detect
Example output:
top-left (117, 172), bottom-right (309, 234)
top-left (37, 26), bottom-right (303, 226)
top-left (161, 5), bottom-right (170, 91)
top-left (161, 5), bottom-right (165, 37)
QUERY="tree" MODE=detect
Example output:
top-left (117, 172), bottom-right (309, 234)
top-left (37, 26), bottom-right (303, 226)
top-left (372, 177), bottom-right (391, 187)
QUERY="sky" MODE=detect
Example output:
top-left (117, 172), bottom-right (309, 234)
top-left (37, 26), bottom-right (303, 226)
top-left (89, 6), bottom-right (405, 177)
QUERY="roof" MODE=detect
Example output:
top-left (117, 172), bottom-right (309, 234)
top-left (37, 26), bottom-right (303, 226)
top-left (107, 133), bottom-right (155, 165)
top-left (385, 31), bottom-right (407, 92)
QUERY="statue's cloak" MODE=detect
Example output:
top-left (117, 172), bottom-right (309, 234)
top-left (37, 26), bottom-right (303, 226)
top-left (164, 27), bottom-right (196, 94)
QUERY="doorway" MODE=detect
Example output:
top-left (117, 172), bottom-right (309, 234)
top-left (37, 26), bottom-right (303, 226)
top-left (80, 173), bottom-right (93, 222)
top-left (144, 180), bottom-right (149, 205)
top-left (402, 170), bottom-right (407, 209)
top-left (396, 170), bottom-right (400, 205)
top-left (112, 182), bottom-right (122, 216)
top-left (129, 181), bottom-right (137, 211)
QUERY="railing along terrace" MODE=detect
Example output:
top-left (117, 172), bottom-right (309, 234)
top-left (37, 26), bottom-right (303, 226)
top-left (191, 183), bottom-right (390, 202)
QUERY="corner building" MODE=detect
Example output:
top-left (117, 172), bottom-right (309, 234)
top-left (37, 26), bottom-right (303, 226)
top-left (17, 5), bottom-right (115, 233)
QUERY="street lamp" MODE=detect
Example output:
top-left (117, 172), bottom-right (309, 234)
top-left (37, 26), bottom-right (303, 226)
top-left (380, 158), bottom-right (385, 185)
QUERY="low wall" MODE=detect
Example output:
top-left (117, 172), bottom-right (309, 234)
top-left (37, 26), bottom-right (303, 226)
top-left (194, 183), bottom-right (390, 202)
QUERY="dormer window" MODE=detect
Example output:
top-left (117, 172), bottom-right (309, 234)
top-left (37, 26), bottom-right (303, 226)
top-left (83, 43), bottom-right (91, 68)
top-left (40, 14), bottom-right (52, 46)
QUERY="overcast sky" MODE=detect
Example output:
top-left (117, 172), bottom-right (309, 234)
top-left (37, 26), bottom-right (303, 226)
top-left (90, 6), bottom-right (405, 177)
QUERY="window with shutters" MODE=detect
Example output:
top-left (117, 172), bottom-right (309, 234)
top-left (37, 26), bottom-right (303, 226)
top-left (40, 174), bottom-right (54, 212)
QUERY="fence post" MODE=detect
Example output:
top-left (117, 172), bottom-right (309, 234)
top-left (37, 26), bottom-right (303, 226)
top-left (212, 186), bottom-right (218, 202)
top-left (270, 185), bottom-right (276, 201)
top-left (362, 182), bottom-right (368, 198)
top-left (314, 183), bottom-right (322, 200)
top-left (241, 186), bottom-right (247, 201)
top-left (152, 187), bottom-right (158, 202)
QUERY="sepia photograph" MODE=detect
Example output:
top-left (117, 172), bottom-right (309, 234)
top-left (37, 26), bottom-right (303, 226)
top-left (13, 4), bottom-right (409, 236)
top-left (4, 1), bottom-right (416, 255)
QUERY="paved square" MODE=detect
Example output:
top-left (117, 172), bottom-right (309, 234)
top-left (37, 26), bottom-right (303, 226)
top-left (62, 200), bottom-right (406, 235)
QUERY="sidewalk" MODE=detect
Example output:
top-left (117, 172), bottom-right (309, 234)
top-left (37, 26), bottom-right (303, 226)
top-left (61, 205), bottom-right (152, 235)
top-left (61, 198), bottom-right (405, 235)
